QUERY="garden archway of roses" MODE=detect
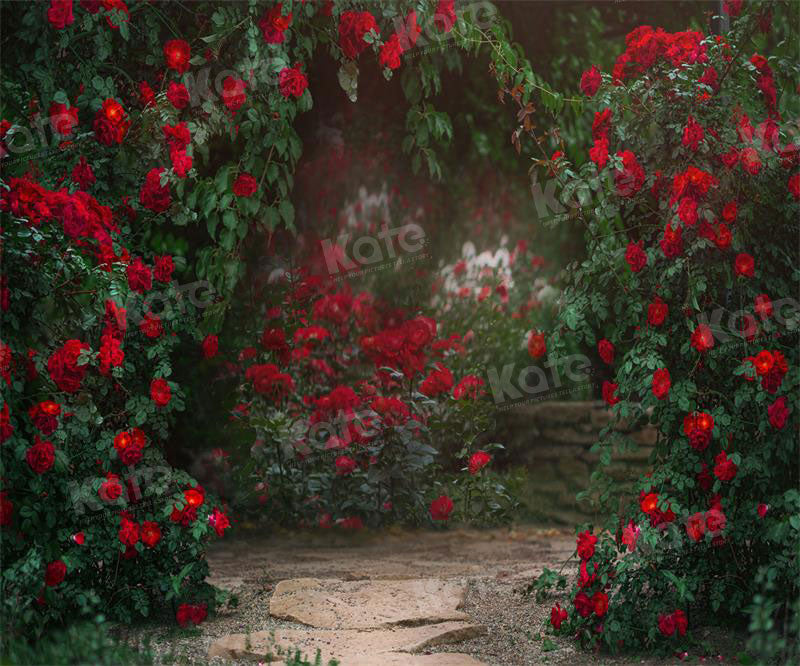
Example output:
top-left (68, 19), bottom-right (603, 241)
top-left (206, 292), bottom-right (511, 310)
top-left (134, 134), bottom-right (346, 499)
top-left (0, 0), bottom-right (570, 646)
top-left (1, 0), bottom-right (798, 662)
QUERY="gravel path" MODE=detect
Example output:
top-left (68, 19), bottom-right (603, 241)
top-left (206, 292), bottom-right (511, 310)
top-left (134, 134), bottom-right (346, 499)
top-left (123, 526), bottom-right (741, 665)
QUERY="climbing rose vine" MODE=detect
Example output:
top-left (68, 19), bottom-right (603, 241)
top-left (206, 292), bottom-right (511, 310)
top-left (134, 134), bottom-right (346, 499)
top-left (536, 4), bottom-right (799, 658)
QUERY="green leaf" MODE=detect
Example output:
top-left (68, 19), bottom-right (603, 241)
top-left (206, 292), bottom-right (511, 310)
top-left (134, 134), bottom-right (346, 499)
top-left (278, 199), bottom-right (294, 228)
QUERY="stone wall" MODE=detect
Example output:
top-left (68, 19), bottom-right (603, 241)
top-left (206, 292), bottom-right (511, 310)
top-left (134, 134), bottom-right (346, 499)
top-left (495, 401), bottom-right (657, 525)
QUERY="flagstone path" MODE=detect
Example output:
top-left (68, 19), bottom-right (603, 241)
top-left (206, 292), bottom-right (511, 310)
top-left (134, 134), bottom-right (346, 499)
top-left (133, 526), bottom-right (737, 665)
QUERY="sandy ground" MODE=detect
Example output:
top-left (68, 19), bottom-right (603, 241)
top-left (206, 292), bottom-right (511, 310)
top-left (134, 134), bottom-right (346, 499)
top-left (123, 525), bottom-right (742, 666)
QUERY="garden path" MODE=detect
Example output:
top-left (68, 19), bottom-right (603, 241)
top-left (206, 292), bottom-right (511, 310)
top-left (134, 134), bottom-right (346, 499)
top-left (138, 526), bottom-right (717, 665)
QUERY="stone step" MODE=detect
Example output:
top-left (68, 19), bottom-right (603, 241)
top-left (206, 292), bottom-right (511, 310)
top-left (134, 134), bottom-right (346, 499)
top-left (269, 577), bottom-right (470, 630)
top-left (208, 578), bottom-right (488, 664)
top-left (207, 622), bottom-right (487, 664)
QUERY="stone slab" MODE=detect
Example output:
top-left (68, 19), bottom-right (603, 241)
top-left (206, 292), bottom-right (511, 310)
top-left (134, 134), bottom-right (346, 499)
top-left (207, 622), bottom-right (487, 664)
top-left (269, 578), bottom-right (469, 629)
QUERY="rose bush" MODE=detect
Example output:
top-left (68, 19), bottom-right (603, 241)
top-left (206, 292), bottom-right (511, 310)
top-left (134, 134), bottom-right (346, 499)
top-left (214, 250), bottom-right (518, 529)
top-left (2, 0), bottom-right (569, 647)
top-left (0, 177), bottom-right (230, 641)
top-left (530, 3), bottom-right (799, 659)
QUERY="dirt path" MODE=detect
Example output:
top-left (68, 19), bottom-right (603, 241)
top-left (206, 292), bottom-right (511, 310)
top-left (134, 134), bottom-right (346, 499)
top-left (133, 526), bottom-right (717, 665)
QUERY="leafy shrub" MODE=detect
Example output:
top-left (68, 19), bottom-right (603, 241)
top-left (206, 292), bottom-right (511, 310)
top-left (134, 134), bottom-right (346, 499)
top-left (533, 2), bottom-right (799, 659)
top-left (1, 618), bottom-right (152, 666)
top-left (0, 165), bottom-right (228, 640)
top-left (216, 254), bottom-right (516, 528)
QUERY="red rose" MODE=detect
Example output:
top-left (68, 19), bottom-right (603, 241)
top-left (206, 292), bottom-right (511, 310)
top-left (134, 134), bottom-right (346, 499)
top-left (597, 339), bottom-right (614, 365)
top-left (154, 255), bottom-right (174, 283)
top-left (647, 297), bottom-right (668, 326)
top-left (150, 378), bottom-right (171, 407)
top-left (550, 603), bottom-right (568, 629)
top-left (190, 604), bottom-right (208, 625)
top-left (139, 80), bottom-right (155, 107)
top-left (114, 430), bottom-right (142, 466)
top-left (757, 503), bottom-right (769, 518)
top-left (658, 612), bottom-right (676, 637)
top-left (429, 494), bottom-right (454, 521)
top-left (28, 401), bottom-right (61, 436)
top-left (379, 34), bottom-right (405, 70)
top-left (47, 0), bottom-right (74, 29)
top-left (139, 312), bottom-right (163, 339)
top-left (335, 455), bottom-right (357, 476)
top-left (98, 333), bottom-right (123, 375)
top-left (338, 10), bottom-right (379, 59)
top-left (740, 147), bottom-right (761, 175)
top-left (126, 257), bottom-right (152, 293)
top-left (615, 150), bottom-right (645, 197)
top-left (527, 331), bottom-right (546, 359)
top-left (71, 156), bottom-right (95, 190)
top-left (768, 396), bottom-right (788, 429)
top-left (48, 339), bottom-right (89, 393)
top-left (589, 137), bottom-right (609, 169)
top-left (93, 99), bottom-right (129, 145)
top-left (602, 380), bottom-right (620, 406)
top-left (674, 609), bottom-right (688, 636)
top-left (434, 0), bottom-right (456, 33)
top-left (245, 364), bottom-right (294, 401)
top-left (468, 450), bottom-right (491, 475)
top-left (208, 507), bottom-right (231, 537)
top-left (176, 603), bottom-right (206, 627)
top-left (279, 63), bottom-right (308, 98)
top-left (580, 65), bottom-right (602, 97)
top-left (202, 334), bottom-right (218, 359)
top-left (453, 375), bottom-right (485, 400)
top-left (686, 512), bottom-right (706, 542)
top-left (99, 473), bottom-right (123, 502)
top-left (592, 591), bottom-right (609, 617)
top-left (141, 521), bottom-right (161, 547)
top-left (166, 82), bottom-right (190, 110)
top-left (682, 115), bottom-right (704, 151)
top-left (184, 486), bottom-right (204, 509)
top-left (162, 121), bottom-right (191, 150)
top-left (259, 3), bottom-right (292, 44)
top-left (232, 172), bottom-right (258, 197)
top-left (26, 436), bottom-right (55, 474)
top-left (169, 147), bottom-right (192, 178)
top-left (722, 200), bottom-right (738, 222)
top-left (734, 252), bottom-right (755, 277)
top-left (221, 76), bottom-right (246, 113)
top-left (690, 323), bottom-right (714, 352)
top-left (45, 560), bottom-right (66, 586)
top-left (576, 530), bottom-right (597, 559)
top-left (713, 451), bottom-right (738, 482)
top-left (163, 39), bottom-right (190, 74)
top-left (419, 363), bottom-right (453, 397)
top-left (651, 368), bottom-right (671, 400)
top-left (684, 411), bottom-right (713, 451)
top-left (677, 197), bottom-right (697, 226)
top-left (573, 591), bottom-right (593, 618)
top-left (337, 516), bottom-right (364, 530)
top-left (118, 517), bottom-right (139, 546)
top-left (705, 507), bottom-right (726, 534)
top-left (139, 167), bottom-right (171, 213)
top-left (625, 241), bottom-right (647, 272)
top-left (754, 293), bottom-right (773, 319)
top-left (49, 103), bottom-right (78, 136)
